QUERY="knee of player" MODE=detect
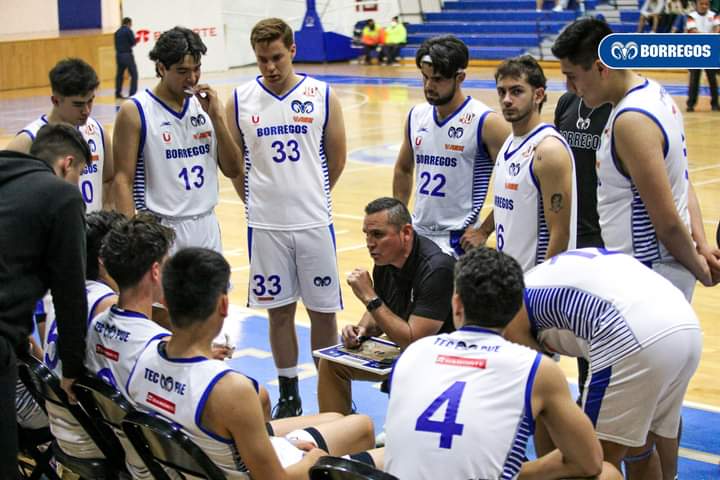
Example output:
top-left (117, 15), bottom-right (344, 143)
top-left (346, 413), bottom-right (375, 448)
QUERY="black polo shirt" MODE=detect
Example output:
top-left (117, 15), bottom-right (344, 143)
top-left (372, 232), bottom-right (455, 334)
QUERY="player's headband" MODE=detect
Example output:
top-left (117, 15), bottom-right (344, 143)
top-left (419, 54), bottom-right (465, 75)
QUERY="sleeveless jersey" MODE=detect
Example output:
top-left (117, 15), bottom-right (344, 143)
top-left (43, 280), bottom-right (116, 378)
top-left (493, 124), bottom-right (577, 271)
top-left (19, 115), bottom-right (106, 212)
top-left (408, 97), bottom-right (494, 234)
top-left (85, 305), bottom-right (170, 396)
top-left (597, 78), bottom-right (690, 264)
top-left (127, 339), bottom-right (252, 479)
top-left (131, 89), bottom-right (218, 217)
top-left (385, 327), bottom-right (542, 480)
top-left (525, 248), bottom-right (700, 372)
top-left (234, 74), bottom-right (333, 230)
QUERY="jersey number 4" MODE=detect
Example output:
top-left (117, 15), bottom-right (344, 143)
top-left (414, 381), bottom-right (466, 449)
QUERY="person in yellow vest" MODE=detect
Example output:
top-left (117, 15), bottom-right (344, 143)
top-left (382, 16), bottom-right (407, 65)
top-left (361, 19), bottom-right (381, 64)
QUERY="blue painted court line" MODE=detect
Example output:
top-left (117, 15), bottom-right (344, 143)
top-left (226, 311), bottom-right (720, 474)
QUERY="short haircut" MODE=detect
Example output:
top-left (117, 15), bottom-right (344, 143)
top-left (495, 55), bottom-right (548, 112)
top-left (150, 26), bottom-right (207, 76)
top-left (454, 247), bottom-right (524, 328)
top-left (251, 18), bottom-right (294, 49)
top-left (86, 211), bottom-right (126, 280)
top-left (30, 123), bottom-right (91, 167)
top-left (122, 17), bottom-right (132, 26)
top-left (364, 197), bottom-right (412, 230)
top-left (100, 212), bottom-right (175, 290)
top-left (415, 35), bottom-right (468, 79)
top-left (48, 58), bottom-right (99, 97)
top-left (552, 18), bottom-right (614, 70)
top-left (162, 248), bottom-right (231, 328)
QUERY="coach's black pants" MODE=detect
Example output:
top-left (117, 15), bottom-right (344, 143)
top-left (0, 334), bottom-right (18, 479)
top-left (687, 69), bottom-right (719, 109)
top-left (115, 52), bottom-right (138, 98)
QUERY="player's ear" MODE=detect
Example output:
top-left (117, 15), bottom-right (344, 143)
top-left (218, 293), bottom-right (229, 317)
top-left (452, 293), bottom-right (464, 327)
top-left (290, 43), bottom-right (297, 60)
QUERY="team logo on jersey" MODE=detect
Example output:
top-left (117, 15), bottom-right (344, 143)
top-left (162, 132), bottom-right (172, 143)
top-left (418, 127), bottom-right (429, 133)
top-left (508, 162), bottom-right (521, 176)
top-left (415, 136), bottom-right (423, 146)
top-left (291, 100), bottom-right (314, 114)
top-left (313, 276), bottom-right (332, 287)
top-left (458, 112), bottom-right (476, 125)
top-left (521, 144), bottom-right (534, 159)
top-left (87, 138), bottom-right (97, 152)
top-left (84, 123), bottom-right (95, 135)
top-left (448, 126), bottom-right (464, 139)
top-left (161, 121), bottom-right (172, 127)
top-left (251, 115), bottom-right (260, 124)
top-left (445, 144), bottom-right (464, 152)
top-left (303, 86), bottom-right (319, 97)
top-left (190, 114), bottom-right (207, 127)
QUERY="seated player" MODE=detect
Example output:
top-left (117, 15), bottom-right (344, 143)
top-left (128, 248), bottom-right (382, 479)
top-left (384, 247), bottom-right (621, 480)
top-left (42, 210), bottom-right (125, 459)
top-left (504, 248), bottom-right (702, 479)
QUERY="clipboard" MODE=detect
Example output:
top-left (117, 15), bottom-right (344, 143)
top-left (312, 337), bottom-right (401, 375)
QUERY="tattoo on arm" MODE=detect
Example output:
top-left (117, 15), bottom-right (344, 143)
top-left (550, 193), bottom-right (563, 213)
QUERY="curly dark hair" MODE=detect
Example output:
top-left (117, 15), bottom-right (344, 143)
top-left (48, 58), bottom-right (99, 97)
top-left (415, 35), bottom-right (469, 79)
top-left (454, 247), bottom-right (525, 328)
top-left (86, 211), bottom-right (126, 281)
top-left (162, 248), bottom-right (230, 328)
top-left (552, 18), bottom-right (614, 70)
top-left (100, 213), bottom-right (175, 289)
top-left (150, 26), bottom-right (207, 77)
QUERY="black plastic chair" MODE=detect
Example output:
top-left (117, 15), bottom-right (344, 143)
top-left (73, 375), bottom-right (167, 479)
top-left (310, 456), bottom-right (398, 480)
top-left (16, 354), bottom-right (127, 479)
top-left (122, 409), bottom-right (227, 480)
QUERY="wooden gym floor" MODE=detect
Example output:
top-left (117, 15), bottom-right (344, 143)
top-left (1, 62), bottom-right (718, 410)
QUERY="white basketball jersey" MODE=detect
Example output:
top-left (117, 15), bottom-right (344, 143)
top-left (234, 75), bottom-right (333, 230)
top-left (385, 327), bottom-right (542, 480)
top-left (43, 280), bottom-right (116, 378)
top-left (525, 248), bottom-right (700, 372)
top-left (597, 79), bottom-right (690, 265)
top-left (85, 305), bottom-right (170, 396)
top-left (20, 115), bottom-right (106, 212)
top-left (131, 89), bottom-right (218, 217)
top-left (408, 98), bottom-right (494, 234)
top-left (128, 339), bottom-right (251, 479)
top-left (494, 124), bottom-right (577, 271)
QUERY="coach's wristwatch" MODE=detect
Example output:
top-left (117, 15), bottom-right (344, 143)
top-left (366, 297), bottom-right (383, 312)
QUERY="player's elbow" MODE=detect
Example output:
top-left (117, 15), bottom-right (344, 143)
top-left (578, 442), bottom-right (604, 477)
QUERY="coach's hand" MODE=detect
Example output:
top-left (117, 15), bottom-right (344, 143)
top-left (341, 324), bottom-right (368, 349)
top-left (347, 269), bottom-right (376, 304)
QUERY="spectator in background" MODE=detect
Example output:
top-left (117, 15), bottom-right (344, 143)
top-left (361, 19), bottom-right (381, 64)
top-left (114, 17), bottom-right (138, 99)
top-left (638, 0), bottom-right (667, 32)
top-left (381, 16), bottom-right (407, 65)
top-left (536, 0), bottom-right (583, 12)
top-left (685, 0), bottom-right (719, 112)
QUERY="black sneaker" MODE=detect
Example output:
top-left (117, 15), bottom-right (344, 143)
top-left (687, 105), bottom-right (695, 112)
top-left (272, 376), bottom-right (303, 419)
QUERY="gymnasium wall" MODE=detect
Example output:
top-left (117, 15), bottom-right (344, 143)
top-left (0, 0), bottom-right (120, 35)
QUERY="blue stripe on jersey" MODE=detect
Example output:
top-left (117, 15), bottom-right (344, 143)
top-left (499, 353), bottom-right (541, 479)
top-left (247, 226), bottom-right (254, 262)
top-left (323, 84), bottom-right (330, 132)
top-left (19, 129), bottom-right (35, 140)
top-left (535, 191), bottom-right (549, 266)
top-left (463, 110), bottom-right (494, 229)
top-left (614, 107), bottom-right (669, 159)
top-left (584, 366), bottom-right (612, 427)
top-left (525, 286), bottom-right (641, 371)
top-left (33, 299), bottom-right (45, 316)
top-left (131, 98), bottom-right (147, 210)
top-left (319, 86), bottom-right (333, 219)
top-left (255, 74), bottom-right (308, 101)
top-left (433, 96), bottom-right (471, 127)
top-left (406, 106), bottom-right (415, 147)
top-left (97, 121), bottom-right (106, 157)
top-left (503, 124), bottom-right (555, 161)
top-left (630, 184), bottom-right (661, 264)
top-left (88, 291), bottom-right (115, 326)
top-left (195, 369), bottom-right (236, 444)
top-left (146, 89), bottom-right (190, 120)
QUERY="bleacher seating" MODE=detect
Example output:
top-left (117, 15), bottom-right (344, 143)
top-left (398, 0), bottom-right (640, 61)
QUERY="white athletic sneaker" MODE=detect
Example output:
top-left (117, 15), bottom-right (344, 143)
top-left (552, 4), bottom-right (564, 11)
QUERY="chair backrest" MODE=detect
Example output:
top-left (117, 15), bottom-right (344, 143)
top-left (73, 375), bottom-right (133, 430)
top-left (122, 410), bottom-right (226, 480)
top-left (16, 355), bottom-right (125, 467)
top-left (310, 456), bottom-right (399, 480)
